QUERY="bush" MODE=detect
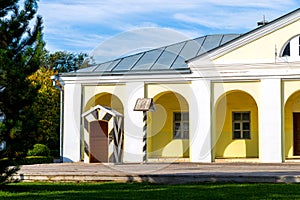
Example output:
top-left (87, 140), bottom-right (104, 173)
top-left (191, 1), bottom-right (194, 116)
top-left (20, 156), bottom-right (53, 165)
top-left (50, 150), bottom-right (59, 158)
top-left (1, 156), bottom-right (53, 166)
top-left (27, 144), bottom-right (50, 157)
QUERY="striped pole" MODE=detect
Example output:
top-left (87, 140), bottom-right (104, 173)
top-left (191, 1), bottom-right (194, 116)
top-left (143, 111), bottom-right (147, 162)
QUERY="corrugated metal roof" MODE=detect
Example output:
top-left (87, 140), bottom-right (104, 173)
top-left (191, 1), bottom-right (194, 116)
top-left (75, 34), bottom-right (240, 75)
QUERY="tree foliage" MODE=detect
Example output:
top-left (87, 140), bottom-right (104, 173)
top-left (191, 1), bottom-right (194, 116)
top-left (46, 51), bottom-right (88, 72)
top-left (27, 51), bottom-right (88, 156)
top-left (28, 67), bottom-right (60, 153)
top-left (0, 0), bottom-right (43, 184)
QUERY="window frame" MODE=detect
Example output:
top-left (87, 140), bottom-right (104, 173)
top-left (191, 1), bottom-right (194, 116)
top-left (232, 111), bottom-right (251, 140)
top-left (282, 41), bottom-right (290, 57)
top-left (173, 112), bottom-right (189, 139)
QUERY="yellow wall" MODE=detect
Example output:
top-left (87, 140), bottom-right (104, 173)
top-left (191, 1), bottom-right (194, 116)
top-left (83, 85), bottom-right (125, 114)
top-left (213, 82), bottom-right (260, 107)
top-left (215, 91), bottom-right (259, 158)
top-left (148, 91), bottom-right (189, 158)
top-left (284, 81), bottom-right (300, 158)
top-left (214, 19), bottom-right (300, 63)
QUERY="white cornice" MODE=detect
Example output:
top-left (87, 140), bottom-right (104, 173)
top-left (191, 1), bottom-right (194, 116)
top-left (60, 61), bottom-right (300, 85)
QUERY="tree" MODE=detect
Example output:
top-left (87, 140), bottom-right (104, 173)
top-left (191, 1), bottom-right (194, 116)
top-left (28, 67), bottom-right (60, 154)
top-left (0, 0), bottom-right (43, 184)
top-left (27, 51), bottom-right (88, 157)
top-left (46, 51), bottom-right (88, 73)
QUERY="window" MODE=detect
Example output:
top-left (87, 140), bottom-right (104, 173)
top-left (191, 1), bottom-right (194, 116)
top-left (282, 42), bottom-right (290, 57)
top-left (281, 35), bottom-right (300, 57)
top-left (173, 112), bottom-right (189, 139)
top-left (232, 112), bottom-right (250, 139)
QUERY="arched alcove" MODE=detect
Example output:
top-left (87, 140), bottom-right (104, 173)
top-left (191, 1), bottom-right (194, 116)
top-left (84, 92), bottom-right (124, 114)
top-left (284, 90), bottom-right (300, 158)
top-left (148, 91), bottom-right (189, 158)
top-left (214, 90), bottom-right (259, 159)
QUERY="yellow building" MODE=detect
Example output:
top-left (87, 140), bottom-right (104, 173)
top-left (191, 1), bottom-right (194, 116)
top-left (60, 8), bottom-right (300, 163)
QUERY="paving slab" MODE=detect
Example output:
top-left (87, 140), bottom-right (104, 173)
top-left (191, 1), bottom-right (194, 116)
top-left (14, 162), bottom-right (300, 184)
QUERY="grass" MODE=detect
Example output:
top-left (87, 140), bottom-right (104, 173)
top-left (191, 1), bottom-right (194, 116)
top-left (1, 182), bottom-right (300, 199)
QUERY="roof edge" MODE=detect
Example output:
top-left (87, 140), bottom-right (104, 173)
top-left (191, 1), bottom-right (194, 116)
top-left (61, 68), bottom-right (192, 77)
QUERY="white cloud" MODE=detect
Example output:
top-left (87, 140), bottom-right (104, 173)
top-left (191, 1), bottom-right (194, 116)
top-left (38, 0), bottom-right (300, 55)
top-left (173, 0), bottom-right (298, 30)
top-left (202, 0), bottom-right (295, 8)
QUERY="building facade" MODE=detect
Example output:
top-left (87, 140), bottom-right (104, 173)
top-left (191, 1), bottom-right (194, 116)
top-left (60, 9), bottom-right (300, 163)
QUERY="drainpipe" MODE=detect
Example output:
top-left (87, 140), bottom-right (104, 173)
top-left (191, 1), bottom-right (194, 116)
top-left (51, 74), bottom-right (64, 163)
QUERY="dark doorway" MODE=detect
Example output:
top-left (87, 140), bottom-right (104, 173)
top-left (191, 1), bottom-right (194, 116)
top-left (89, 120), bottom-right (108, 162)
top-left (293, 113), bottom-right (300, 156)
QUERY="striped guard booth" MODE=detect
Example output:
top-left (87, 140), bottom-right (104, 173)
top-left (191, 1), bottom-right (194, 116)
top-left (82, 105), bottom-right (124, 163)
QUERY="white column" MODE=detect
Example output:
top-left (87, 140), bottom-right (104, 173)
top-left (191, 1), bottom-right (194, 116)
top-left (123, 82), bottom-right (144, 163)
top-left (259, 78), bottom-right (283, 163)
top-left (63, 83), bottom-right (82, 162)
top-left (189, 80), bottom-right (212, 162)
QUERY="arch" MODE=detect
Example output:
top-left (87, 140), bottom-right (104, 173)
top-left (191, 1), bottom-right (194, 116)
top-left (148, 91), bottom-right (189, 158)
top-left (84, 92), bottom-right (124, 114)
top-left (214, 90), bottom-right (259, 159)
top-left (284, 90), bottom-right (300, 158)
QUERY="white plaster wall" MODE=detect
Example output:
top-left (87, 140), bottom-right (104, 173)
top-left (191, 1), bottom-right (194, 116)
top-left (259, 78), bottom-right (283, 163)
top-left (123, 82), bottom-right (145, 163)
top-left (63, 83), bottom-right (82, 162)
top-left (190, 80), bottom-right (212, 162)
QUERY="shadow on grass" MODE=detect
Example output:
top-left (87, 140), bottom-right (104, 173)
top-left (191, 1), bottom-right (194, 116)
top-left (2, 182), bottom-right (300, 199)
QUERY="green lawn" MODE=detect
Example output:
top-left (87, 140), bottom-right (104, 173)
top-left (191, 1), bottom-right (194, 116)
top-left (1, 182), bottom-right (300, 199)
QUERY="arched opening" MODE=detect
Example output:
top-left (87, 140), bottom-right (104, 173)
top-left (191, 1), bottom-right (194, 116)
top-left (284, 90), bottom-right (300, 158)
top-left (148, 91), bottom-right (189, 158)
top-left (84, 92), bottom-right (124, 114)
top-left (83, 94), bottom-right (124, 163)
top-left (214, 90), bottom-right (259, 159)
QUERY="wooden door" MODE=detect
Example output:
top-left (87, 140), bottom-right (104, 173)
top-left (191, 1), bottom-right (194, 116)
top-left (293, 113), bottom-right (300, 156)
top-left (89, 120), bottom-right (108, 163)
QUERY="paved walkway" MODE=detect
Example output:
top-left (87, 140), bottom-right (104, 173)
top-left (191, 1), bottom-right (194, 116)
top-left (14, 162), bottom-right (300, 184)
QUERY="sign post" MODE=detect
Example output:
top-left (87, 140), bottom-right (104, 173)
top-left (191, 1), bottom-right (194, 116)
top-left (134, 98), bottom-right (155, 163)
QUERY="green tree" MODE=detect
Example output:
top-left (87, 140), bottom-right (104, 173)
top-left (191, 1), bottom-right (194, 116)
top-left (0, 0), bottom-right (43, 184)
top-left (28, 67), bottom-right (60, 154)
top-left (46, 51), bottom-right (88, 72)
top-left (27, 51), bottom-right (88, 157)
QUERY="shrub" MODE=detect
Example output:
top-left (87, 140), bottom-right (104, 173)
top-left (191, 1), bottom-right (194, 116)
top-left (20, 156), bottom-right (53, 165)
top-left (27, 144), bottom-right (50, 157)
top-left (50, 150), bottom-right (59, 158)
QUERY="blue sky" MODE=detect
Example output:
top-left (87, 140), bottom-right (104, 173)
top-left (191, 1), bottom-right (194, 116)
top-left (37, 0), bottom-right (300, 62)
